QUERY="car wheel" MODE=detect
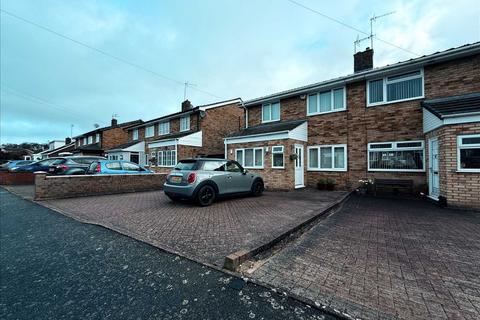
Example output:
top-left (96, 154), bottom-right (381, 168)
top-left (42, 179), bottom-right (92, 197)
top-left (251, 180), bottom-right (264, 197)
top-left (196, 185), bottom-right (216, 207)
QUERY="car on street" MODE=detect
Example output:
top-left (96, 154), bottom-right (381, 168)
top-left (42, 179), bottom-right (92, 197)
top-left (11, 158), bottom-right (59, 173)
top-left (86, 160), bottom-right (153, 175)
top-left (0, 160), bottom-right (34, 171)
top-left (47, 156), bottom-right (106, 175)
top-left (164, 158), bottom-right (264, 206)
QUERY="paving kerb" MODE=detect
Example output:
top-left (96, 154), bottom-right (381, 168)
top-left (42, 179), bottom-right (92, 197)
top-left (4, 188), bottom-right (349, 320)
top-left (223, 190), bottom-right (354, 271)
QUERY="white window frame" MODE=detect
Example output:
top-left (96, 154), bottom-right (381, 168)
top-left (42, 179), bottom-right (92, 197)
top-left (83, 137), bottom-right (87, 145)
top-left (235, 147), bottom-right (264, 169)
top-left (132, 129), bottom-right (139, 140)
top-left (367, 140), bottom-right (425, 172)
top-left (159, 121), bottom-right (170, 135)
top-left (87, 136), bottom-right (93, 144)
top-left (96, 133), bottom-right (101, 143)
top-left (145, 125), bottom-right (155, 138)
top-left (367, 69), bottom-right (424, 107)
top-left (180, 115), bottom-right (190, 132)
top-left (150, 151), bottom-right (156, 166)
top-left (307, 87), bottom-right (347, 116)
top-left (457, 134), bottom-right (480, 172)
top-left (262, 102), bottom-right (281, 123)
top-left (271, 146), bottom-right (284, 169)
top-left (157, 150), bottom-right (176, 167)
top-left (307, 144), bottom-right (347, 172)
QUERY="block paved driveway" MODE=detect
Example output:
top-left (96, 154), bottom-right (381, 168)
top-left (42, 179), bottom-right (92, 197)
top-left (252, 196), bottom-right (480, 320)
top-left (42, 189), bottom-right (346, 266)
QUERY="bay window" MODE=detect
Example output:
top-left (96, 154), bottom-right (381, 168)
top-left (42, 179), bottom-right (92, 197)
top-left (367, 70), bottom-right (424, 106)
top-left (368, 140), bottom-right (424, 171)
top-left (271, 146), bottom-right (284, 169)
top-left (457, 134), bottom-right (480, 172)
top-left (308, 144), bottom-right (347, 171)
top-left (235, 147), bottom-right (264, 168)
top-left (262, 102), bottom-right (280, 123)
top-left (307, 87), bottom-right (346, 115)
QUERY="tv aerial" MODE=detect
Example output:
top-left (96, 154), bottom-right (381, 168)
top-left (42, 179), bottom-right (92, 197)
top-left (354, 11), bottom-right (395, 53)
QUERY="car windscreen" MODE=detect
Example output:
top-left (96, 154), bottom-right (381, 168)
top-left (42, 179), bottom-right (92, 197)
top-left (174, 160), bottom-right (198, 171)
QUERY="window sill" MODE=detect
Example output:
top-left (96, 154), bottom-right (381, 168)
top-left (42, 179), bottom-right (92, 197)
top-left (307, 168), bottom-right (347, 172)
top-left (367, 95), bottom-right (424, 108)
top-left (261, 119), bottom-right (281, 124)
top-left (272, 166), bottom-right (285, 169)
top-left (456, 169), bottom-right (480, 173)
top-left (307, 108), bottom-right (347, 117)
top-left (367, 169), bottom-right (425, 172)
top-left (244, 166), bottom-right (264, 169)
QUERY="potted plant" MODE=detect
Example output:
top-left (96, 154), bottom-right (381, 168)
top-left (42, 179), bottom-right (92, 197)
top-left (357, 178), bottom-right (373, 195)
top-left (317, 178), bottom-right (327, 190)
top-left (326, 178), bottom-right (336, 191)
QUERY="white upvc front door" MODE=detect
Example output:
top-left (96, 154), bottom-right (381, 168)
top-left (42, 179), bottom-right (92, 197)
top-left (294, 144), bottom-right (305, 188)
top-left (428, 138), bottom-right (440, 199)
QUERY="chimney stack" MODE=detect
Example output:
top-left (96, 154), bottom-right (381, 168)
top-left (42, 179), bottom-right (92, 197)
top-left (181, 99), bottom-right (193, 112)
top-left (354, 47), bottom-right (374, 73)
top-left (111, 118), bottom-right (118, 126)
top-left (65, 137), bottom-right (72, 145)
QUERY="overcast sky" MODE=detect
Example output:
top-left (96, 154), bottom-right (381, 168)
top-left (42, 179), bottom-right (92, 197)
top-left (1, 0), bottom-right (479, 144)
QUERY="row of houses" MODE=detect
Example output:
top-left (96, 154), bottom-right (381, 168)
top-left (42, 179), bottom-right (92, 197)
top-left (54, 42), bottom-right (479, 209)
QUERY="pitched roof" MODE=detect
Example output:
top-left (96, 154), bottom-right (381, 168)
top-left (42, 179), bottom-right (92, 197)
top-left (128, 108), bottom-right (200, 130)
top-left (148, 130), bottom-right (199, 142)
top-left (244, 42), bottom-right (480, 106)
top-left (74, 119), bottom-right (143, 138)
top-left (226, 119), bottom-right (306, 138)
top-left (422, 92), bottom-right (480, 119)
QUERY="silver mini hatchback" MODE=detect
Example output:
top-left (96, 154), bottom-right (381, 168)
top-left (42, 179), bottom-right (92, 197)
top-left (164, 158), bottom-right (264, 206)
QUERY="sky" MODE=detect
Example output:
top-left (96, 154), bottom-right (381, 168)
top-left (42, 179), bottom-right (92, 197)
top-left (1, 0), bottom-right (479, 144)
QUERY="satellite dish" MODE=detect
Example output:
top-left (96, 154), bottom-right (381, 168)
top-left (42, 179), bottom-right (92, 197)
top-left (94, 123), bottom-right (100, 128)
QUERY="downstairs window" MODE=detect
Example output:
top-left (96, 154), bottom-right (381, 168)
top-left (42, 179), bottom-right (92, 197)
top-left (457, 135), bottom-right (480, 172)
top-left (368, 140), bottom-right (424, 171)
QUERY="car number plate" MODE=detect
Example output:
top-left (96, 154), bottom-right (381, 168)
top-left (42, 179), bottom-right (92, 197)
top-left (48, 168), bottom-right (55, 172)
top-left (170, 176), bottom-right (182, 183)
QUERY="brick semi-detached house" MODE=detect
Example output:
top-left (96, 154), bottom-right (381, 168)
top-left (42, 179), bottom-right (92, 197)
top-left (73, 118), bottom-right (143, 156)
top-left (107, 98), bottom-right (244, 172)
top-left (225, 43), bottom-right (480, 209)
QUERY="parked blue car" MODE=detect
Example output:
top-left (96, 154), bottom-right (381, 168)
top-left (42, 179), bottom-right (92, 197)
top-left (11, 158), bottom-right (58, 172)
top-left (0, 160), bottom-right (34, 171)
top-left (86, 160), bottom-right (153, 175)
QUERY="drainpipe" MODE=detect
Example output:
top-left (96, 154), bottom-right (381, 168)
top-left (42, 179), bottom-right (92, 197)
top-left (224, 139), bottom-right (228, 159)
top-left (240, 100), bottom-right (248, 129)
top-left (175, 140), bottom-right (178, 164)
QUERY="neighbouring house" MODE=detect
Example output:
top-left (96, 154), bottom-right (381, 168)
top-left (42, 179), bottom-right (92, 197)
top-left (224, 42), bottom-right (480, 209)
top-left (73, 118), bottom-right (143, 157)
top-left (120, 98), bottom-right (244, 172)
top-left (32, 138), bottom-right (76, 160)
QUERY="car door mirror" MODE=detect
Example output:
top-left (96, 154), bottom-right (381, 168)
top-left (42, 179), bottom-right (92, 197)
top-left (242, 168), bottom-right (247, 175)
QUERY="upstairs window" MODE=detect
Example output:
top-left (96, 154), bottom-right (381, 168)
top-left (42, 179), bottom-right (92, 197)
top-left (83, 137), bottom-right (87, 145)
top-left (96, 133), bottom-right (101, 143)
top-left (180, 115), bottom-right (190, 131)
top-left (367, 70), bottom-right (424, 106)
top-left (262, 102), bottom-right (280, 123)
top-left (307, 87), bottom-right (346, 115)
top-left (132, 129), bottom-right (138, 140)
top-left (368, 140), bottom-right (424, 171)
top-left (145, 125), bottom-right (154, 138)
top-left (87, 136), bottom-right (93, 144)
top-left (457, 134), bottom-right (480, 172)
top-left (159, 121), bottom-right (170, 135)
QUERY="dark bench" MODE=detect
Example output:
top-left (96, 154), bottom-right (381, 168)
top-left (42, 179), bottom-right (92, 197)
top-left (374, 179), bottom-right (414, 196)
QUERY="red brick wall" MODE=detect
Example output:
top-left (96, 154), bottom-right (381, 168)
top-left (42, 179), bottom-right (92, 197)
top-left (426, 123), bottom-right (480, 209)
top-left (34, 172), bottom-right (167, 200)
top-left (226, 139), bottom-right (305, 190)
top-left (0, 172), bottom-right (35, 185)
top-left (101, 127), bottom-right (130, 150)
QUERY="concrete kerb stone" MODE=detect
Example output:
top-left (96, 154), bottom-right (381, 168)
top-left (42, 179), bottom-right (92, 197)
top-left (223, 190), bottom-right (354, 272)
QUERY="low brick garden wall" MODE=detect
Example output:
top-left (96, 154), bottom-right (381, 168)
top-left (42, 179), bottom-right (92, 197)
top-left (34, 173), bottom-right (167, 200)
top-left (0, 172), bottom-right (35, 185)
